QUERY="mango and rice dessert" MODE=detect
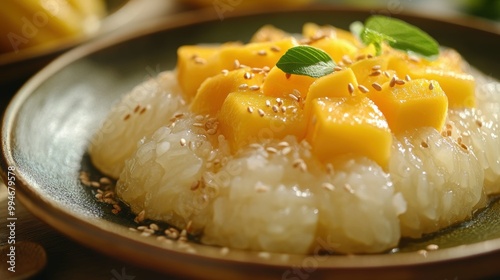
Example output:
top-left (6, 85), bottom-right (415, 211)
top-left (89, 17), bottom-right (500, 254)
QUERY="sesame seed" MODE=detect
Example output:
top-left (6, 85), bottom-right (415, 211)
top-left (186, 220), bottom-right (193, 232)
top-left (383, 71), bottom-right (391, 78)
top-left (207, 128), bottom-right (217, 135)
top-left (239, 83), bottom-right (248, 90)
top-left (134, 210), bottom-right (145, 223)
top-left (347, 83), bottom-right (355, 94)
top-left (333, 66), bottom-right (344, 71)
top-left (233, 59), bottom-right (240, 69)
top-left (390, 76), bottom-right (397, 87)
top-left (395, 79), bottom-right (406, 85)
top-left (255, 182), bottom-right (269, 192)
top-left (343, 183), bottom-right (355, 194)
top-left (342, 55), bottom-right (352, 65)
top-left (367, 54), bottom-right (373, 58)
top-left (192, 122), bottom-right (204, 128)
top-left (251, 67), bottom-right (262, 73)
top-left (421, 141), bottom-right (429, 148)
top-left (123, 114), bottom-right (131, 121)
top-left (372, 82), bottom-right (382, 91)
top-left (292, 89), bottom-right (301, 98)
top-left (278, 141), bottom-right (289, 147)
top-left (249, 85), bottom-right (260, 91)
top-left (369, 70), bottom-right (382, 76)
top-left (281, 106), bottom-right (287, 113)
top-left (405, 74), bottom-right (412, 81)
top-left (265, 100), bottom-right (271, 107)
top-left (180, 138), bottom-right (187, 146)
top-left (99, 177), bottom-right (112, 185)
top-left (258, 252), bottom-right (271, 259)
top-left (244, 72), bottom-right (252, 79)
top-left (221, 69), bottom-right (229, 75)
top-left (270, 45), bottom-right (281, 52)
top-left (292, 159), bottom-right (307, 172)
top-left (257, 50), bottom-right (267, 56)
top-left (358, 85), bottom-right (369, 93)
top-left (272, 105), bottom-right (279, 113)
top-left (90, 181), bottom-right (100, 188)
top-left (285, 73), bottom-right (291, 79)
top-left (326, 163), bottom-right (334, 174)
top-left (150, 223), bottom-right (159, 231)
top-left (409, 56), bottom-right (421, 63)
top-left (429, 82), bottom-right (434, 90)
top-left (288, 93), bottom-right (300, 102)
top-left (322, 182), bottom-right (335, 191)
top-left (475, 119), bottom-right (483, 127)
top-left (372, 65), bottom-right (381, 71)
top-left (220, 247), bottom-right (230, 255)
top-left (281, 146), bottom-right (292, 155)
top-left (194, 57), bottom-right (206, 64)
top-left (417, 249), bottom-right (428, 257)
top-left (262, 66), bottom-right (270, 72)
top-left (266, 147), bottom-right (278, 154)
top-left (355, 54), bottom-right (366, 61)
top-left (276, 98), bottom-right (283, 106)
top-left (460, 143), bottom-right (468, 151)
top-left (134, 105), bottom-right (140, 113)
top-left (258, 109), bottom-right (265, 117)
top-left (139, 107), bottom-right (147, 114)
top-left (426, 244), bottom-right (439, 251)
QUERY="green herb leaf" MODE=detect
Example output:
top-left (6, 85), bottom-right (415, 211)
top-left (362, 15), bottom-right (439, 58)
top-left (276, 45), bottom-right (335, 78)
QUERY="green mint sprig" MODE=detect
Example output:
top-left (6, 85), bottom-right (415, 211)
top-left (276, 16), bottom-right (440, 78)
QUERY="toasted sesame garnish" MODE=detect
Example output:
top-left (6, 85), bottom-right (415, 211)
top-left (383, 71), bottom-right (391, 78)
top-left (288, 93), bottom-right (300, 102)
top-left (249, 85), bottom-right (260, 91)
top-left (194, 57), bottom-right (206, 64)
top-left (358, 85), bottom-right (369, 93)
top-left (265, 100), bottom-right (271, 107)
top-left (276, 98), bottom-right (283, 106)
top-left (99, 177), bottom-right (112, 185)
top-left (417, 249), bottom-right (428, 257)
top-left (426, 244), bottom-right (439, 251)
top-left (262, 66), bottom-right (270, 72)
top-left (139, 107), bottom-right (147, 114)
top-left (270, 45), bottom-right (281, 52)
top-left (371, 82), bottom-right (382, 91)
top-left (258, 252), bottom-right (271, 259)
top-left (233, 59), bottom-right (240, 69)
top-left (257, 50), bottom-right (267, 56)
top-left (190, 180), bottom-right (200, 191)
top-left (355, 54), bottom-right (366, 61)
top-left (326, 163), bottom-right (334, 174)
top-left (221, 69), bottom-right (229, 75)
top-left (123, 114), bottom-right (131, 121)
top-left (372, 65), bottom-right (381, 71)
top-left (272, 105), bottom-right (279, 113)
top-left (347, 83), bottom-right (355, 94)
top-left (292, 158), bottom-right (307, 172)
top-left (281, 106), bottom-right (287, 113)
top-left (134, 210), bottom-right (145, 223)
top-left (134, 105), bottom-right (140, 113)
top-left (405, 74), bottom-right (412, 81)
top-left (180, 138), bottom-right (187, 146)
top-left (429, 82), bottom-right (434, 90)
top-left (369, 70), bottom-right (382, 76)
top-left (266, 147), bottom-right (278, 154)
top-left (333, 66), bottom-right (344, 72)
top-left (239, 83), bottom-right (249, 90)
top-left (409, 55), bottom-right (421, 63)
top-left (390, 76), bottom-right (397, 87)
top-left (251, 67), bottom-right (262, 73)
top-left (421, 141), bottom-right (429, 148)
top-left (342, 55), bottom-right (352, 65)
top-left (244, 72), bottom-right (252, 79)
top-left (258, 109), bottom-right (265, 117)
top-left (220, 247), bottom-right (230, 256)
top-left (192, 122), bottom-right (204, 128)
top-left (395, 79), bottom-right (406, 85)
top-left (343, 183), bottom-right (355, 194)
top-left (255, 182), bottom-right (270, 192)
top-left (475, 119), bottom-right (483, 128)
top-left (322, 182), bottom-right (335, 191)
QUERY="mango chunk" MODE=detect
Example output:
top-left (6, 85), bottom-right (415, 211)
top-left (262, 66), bottom-right (316, 99)
top-left (306, 68), bottom-right (359, 104)
top-left (250, 24), bottom-right (289, 42)
top-left (310, 37), bottom-right (357, 62)
top-left (387, 54), bottom-right (475, 107)
top-left (190, 68), bottom-right (266, 116)
top-left (367, 79), bottom-right (448, 134)
top-left (219, 92), bottom-right (306, 150)
top-left (306, 96), bottom-right (392, 168)
top-left (302, 23), bottom-right (359, 45)
top-left (218, 38), bottom-right (297, 70)
top-left (349, 56), bottom-right (391, 89)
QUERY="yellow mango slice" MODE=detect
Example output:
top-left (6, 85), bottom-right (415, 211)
top-left (310, 37), bottom-right (357, 62)
top-left (250, 24), bottom-right (289, 42)
top-left (387, 54), bottom-right (475, 108)
top-left (177, 44), bottom-right (227, 101)
top-left (349, 56), bottom-right (391, 90)
top-left (306, 96), bottom-right (392, 168)
top-left (262, 66), bottom-right (316, 99)
top-left (218, 38), bottom-right (297, 70)
top-left (302, 23), bottom-right (359, 45)
top-left (367, 79), bottom-right (448, 134)
top-left (190, 68), bottom-right (266, 116)
top-left (306, 68), bottom-right (358, 105)
top-left (219, 92), bottom-right (306, 150)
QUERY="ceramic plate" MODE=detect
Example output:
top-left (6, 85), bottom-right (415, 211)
top-left (2, 6), bottom-right (500, 279)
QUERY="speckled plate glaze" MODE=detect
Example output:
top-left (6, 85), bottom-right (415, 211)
top-left (2, 6), bottom-right (500, 280)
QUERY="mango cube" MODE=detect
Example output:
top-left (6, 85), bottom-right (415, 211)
top-left (262, 66), bottom-right (316, 99)
top-left (349, 56), bottom-right (391, 89)
top-left (190, 68), bottom-right (266, 116)
top-left (310, 37), bottom-right (357, 62)
top-left (302, 23), bottom-right (359, 45)
top-left (306, 68), bottom-right (358, 104)
top-left (306, 96), bottom-right (392, 168)
top-left (218, 38), bottom-right (297, 70)
top-left (367, 79), bottom-right (448, 134)
top-left (219, 92), bottom-right (307, 150)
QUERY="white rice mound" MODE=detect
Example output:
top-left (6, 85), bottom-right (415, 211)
top-left (390, 127), bottom-right (485, 238)
top-left (116, 114), bottom-right (223, 234)
top-left (89, 71), bottom-right (186, 178)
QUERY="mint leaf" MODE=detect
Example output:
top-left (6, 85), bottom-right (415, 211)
top-left (276, 45), bottom-right (335, 78)
top-left (362, 16), bottom-right (439, 58)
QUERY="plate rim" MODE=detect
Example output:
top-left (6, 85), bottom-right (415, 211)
top-left (2, 5), bottom-right (500, 278)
